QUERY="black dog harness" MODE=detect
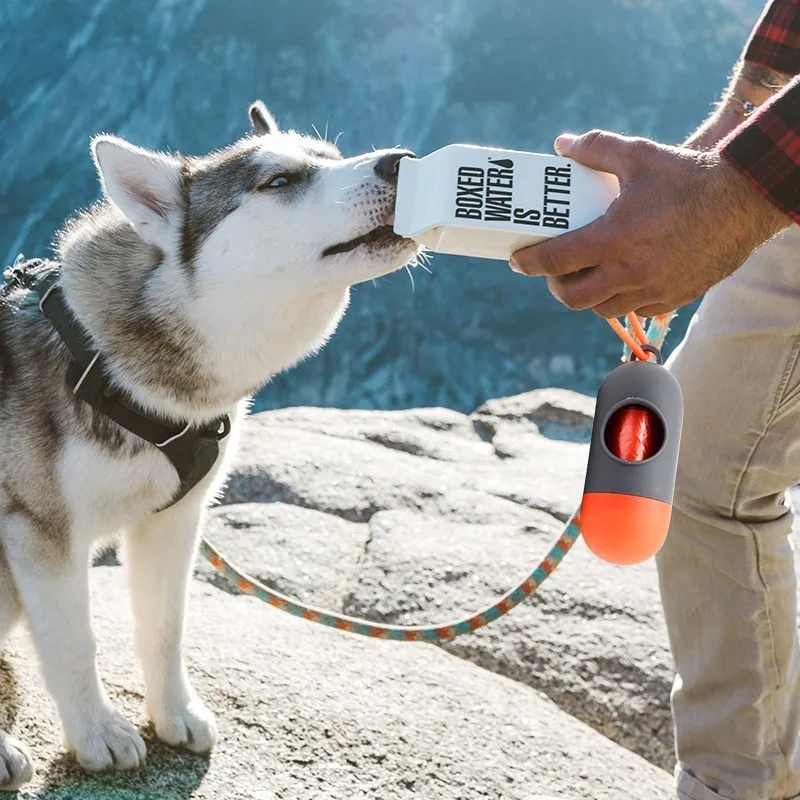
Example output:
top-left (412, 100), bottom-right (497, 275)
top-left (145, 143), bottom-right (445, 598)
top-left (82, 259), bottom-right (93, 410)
top-left (4, 257), bottom-right (230, 509)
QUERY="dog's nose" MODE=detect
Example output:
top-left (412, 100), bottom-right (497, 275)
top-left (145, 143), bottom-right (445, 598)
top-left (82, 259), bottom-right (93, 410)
top-left (374, 150), bottom-right (415, 183)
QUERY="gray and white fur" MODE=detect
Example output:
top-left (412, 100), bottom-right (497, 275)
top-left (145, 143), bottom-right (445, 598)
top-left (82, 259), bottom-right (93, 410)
top-left (0, 100), bottom-right (418, 789)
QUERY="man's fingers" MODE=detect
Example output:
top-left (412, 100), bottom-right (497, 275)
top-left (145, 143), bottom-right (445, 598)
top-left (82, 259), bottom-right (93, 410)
top-left (593, 293), bottom-right (658, 319)
top-left (549, 269), bottom-right (673, 318)
top-left (547, 267), bottom-right (618, 311)
top-left (554, 129), bottom-right (649, 179)
top-left (633, 301), bottom-right (677, 318)
top-left (510, 219), bottom-right (611, 277)
top-left (510, 129), bottom-right (647, 278)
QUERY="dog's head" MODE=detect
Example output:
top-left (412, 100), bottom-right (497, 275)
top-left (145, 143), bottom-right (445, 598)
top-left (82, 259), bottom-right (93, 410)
top-left (57, 101), bottom-right (423, 414)
top-left (90, 101), bottom-right (419, 298)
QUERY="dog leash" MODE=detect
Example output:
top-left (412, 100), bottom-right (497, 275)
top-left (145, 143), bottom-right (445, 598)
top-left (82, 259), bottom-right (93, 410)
top-left (199, 312), bottom-right (674, 642)
top-left (5, 254), bottom-right (673, 641)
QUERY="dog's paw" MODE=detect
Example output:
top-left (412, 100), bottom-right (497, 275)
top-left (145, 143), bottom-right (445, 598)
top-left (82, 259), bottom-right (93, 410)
top-left (152, 697), bottom-right (217, 754)
top-left (68, 708), bottom-right (146, 772)
top-left (0, 732), bottom-right (33, 791)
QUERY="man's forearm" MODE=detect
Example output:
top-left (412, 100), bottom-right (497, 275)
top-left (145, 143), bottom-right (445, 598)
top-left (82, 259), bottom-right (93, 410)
top-left (685, 60), bottom-right (792, 150)
top-left (739, 61), bottom-right (794, 96)
top-left (686, 0), bottom-right (799, 150)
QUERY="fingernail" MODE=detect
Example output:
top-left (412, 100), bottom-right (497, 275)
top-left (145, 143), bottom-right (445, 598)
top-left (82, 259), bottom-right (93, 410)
top-left (554, 133), bottom-right (577, 156)
top-left (509, 256), bottom-right (521, 273)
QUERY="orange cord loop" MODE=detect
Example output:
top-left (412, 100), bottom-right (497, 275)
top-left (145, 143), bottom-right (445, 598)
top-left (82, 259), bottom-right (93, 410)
top-left (607, 314), bottom-right (652, 362)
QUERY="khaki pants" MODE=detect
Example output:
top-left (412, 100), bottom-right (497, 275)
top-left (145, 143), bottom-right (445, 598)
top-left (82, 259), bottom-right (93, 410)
top-left (658, 227), bottom-right (800, 799)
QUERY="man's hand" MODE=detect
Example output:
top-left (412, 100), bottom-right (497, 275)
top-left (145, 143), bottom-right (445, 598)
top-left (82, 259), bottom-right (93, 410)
top-left (509, 131), bottom-right (789, 317)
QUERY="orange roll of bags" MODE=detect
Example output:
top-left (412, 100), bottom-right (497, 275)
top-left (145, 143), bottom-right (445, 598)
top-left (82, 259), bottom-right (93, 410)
top-left (605, 405), bottom-right (664, 462)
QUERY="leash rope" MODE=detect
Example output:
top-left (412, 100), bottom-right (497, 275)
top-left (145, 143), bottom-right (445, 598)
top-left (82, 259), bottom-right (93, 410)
top-left (199, 312), bottom-right (674, 642)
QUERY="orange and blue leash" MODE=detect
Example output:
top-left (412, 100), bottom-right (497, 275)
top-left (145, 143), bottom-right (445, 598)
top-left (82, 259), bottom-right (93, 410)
top-left (199, 312), bottom-right (673, 642)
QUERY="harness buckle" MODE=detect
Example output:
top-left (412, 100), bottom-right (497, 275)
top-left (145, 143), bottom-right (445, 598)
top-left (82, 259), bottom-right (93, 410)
top-left (214, 416), bottom-right (231, 440)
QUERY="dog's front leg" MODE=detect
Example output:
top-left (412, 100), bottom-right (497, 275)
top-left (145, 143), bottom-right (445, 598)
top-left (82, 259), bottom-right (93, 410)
top-left (124, 497), bottom-right (217, 753)
top-left (4, 515), bottom-right (146, 772)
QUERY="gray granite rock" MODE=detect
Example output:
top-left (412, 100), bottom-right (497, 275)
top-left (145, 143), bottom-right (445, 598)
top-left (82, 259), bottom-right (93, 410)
top-left (222, 395), bottom-right (589, 524)
top-left (198, 503), bottom-right (368, 609)
top-left (2, 568), bottom-right (671, 799)
top-left (344, 510), bottom-right (673, 769)
top-left (205, 391), bottom-right (677, 771)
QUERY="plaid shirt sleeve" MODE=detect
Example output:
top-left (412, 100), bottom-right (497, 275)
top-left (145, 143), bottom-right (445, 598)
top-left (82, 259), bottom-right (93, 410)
top-left (743, 0), bottom-right (800, 74)
top-left (720, 1), bottom-right (800, 224)
top-left (721, 77), bottom-right (800, 223)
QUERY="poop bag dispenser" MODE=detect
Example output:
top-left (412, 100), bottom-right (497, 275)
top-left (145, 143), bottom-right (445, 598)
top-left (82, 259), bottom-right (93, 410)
top-left (582, 347), bottom-right (683, 565)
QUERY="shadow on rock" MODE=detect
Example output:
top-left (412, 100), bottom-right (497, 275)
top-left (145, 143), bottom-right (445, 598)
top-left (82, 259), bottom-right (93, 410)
top-left (0, 657), bottom-right (20, 733)
top-left (33, 728), bottom-right (210, 800)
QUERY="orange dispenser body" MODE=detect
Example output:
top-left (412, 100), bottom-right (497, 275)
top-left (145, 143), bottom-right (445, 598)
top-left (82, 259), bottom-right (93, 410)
top-left (581, 356), bottom-right (683, 565)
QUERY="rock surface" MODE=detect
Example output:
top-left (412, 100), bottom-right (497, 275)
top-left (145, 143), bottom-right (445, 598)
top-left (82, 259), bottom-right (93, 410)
top-left (4, 567), bottom-right (671, 799)
top-left (210, 390), bottom-right (676, 771)
top-left (7, 389), bottom-right (695, 796)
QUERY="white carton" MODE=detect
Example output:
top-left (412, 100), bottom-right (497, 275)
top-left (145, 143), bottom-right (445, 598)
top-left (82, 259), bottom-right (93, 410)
top-left (393, 144), bottom-right (619, 261)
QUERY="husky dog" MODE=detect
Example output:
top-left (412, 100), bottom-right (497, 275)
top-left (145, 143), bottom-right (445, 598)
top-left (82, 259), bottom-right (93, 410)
top-left (0, 101), bottom-right (418, 789)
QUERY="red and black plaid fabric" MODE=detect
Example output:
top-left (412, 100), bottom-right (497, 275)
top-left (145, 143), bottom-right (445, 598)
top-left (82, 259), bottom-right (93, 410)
top-left (722, 77), bottom-right (800, 223)
top-left (721, 1), bottom-right (800, 224)
top-left (744, 0), bottom-right (800, 74)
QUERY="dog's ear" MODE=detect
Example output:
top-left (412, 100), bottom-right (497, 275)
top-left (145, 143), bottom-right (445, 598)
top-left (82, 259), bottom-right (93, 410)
top-left (249, 100), bottom-right (278, 135)
top-left (91, 135), bottom-right (183, 247)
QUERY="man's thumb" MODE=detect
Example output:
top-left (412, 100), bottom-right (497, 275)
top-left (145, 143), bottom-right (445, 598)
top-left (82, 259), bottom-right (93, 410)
top-left (554, 129), bottom-right (637, 177)
top-left (554, 133), bottom-right (579, 155)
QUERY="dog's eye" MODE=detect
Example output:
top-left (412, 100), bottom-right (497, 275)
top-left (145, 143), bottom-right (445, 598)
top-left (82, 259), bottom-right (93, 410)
top-left (261, 174), bottom-right (292, 190)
